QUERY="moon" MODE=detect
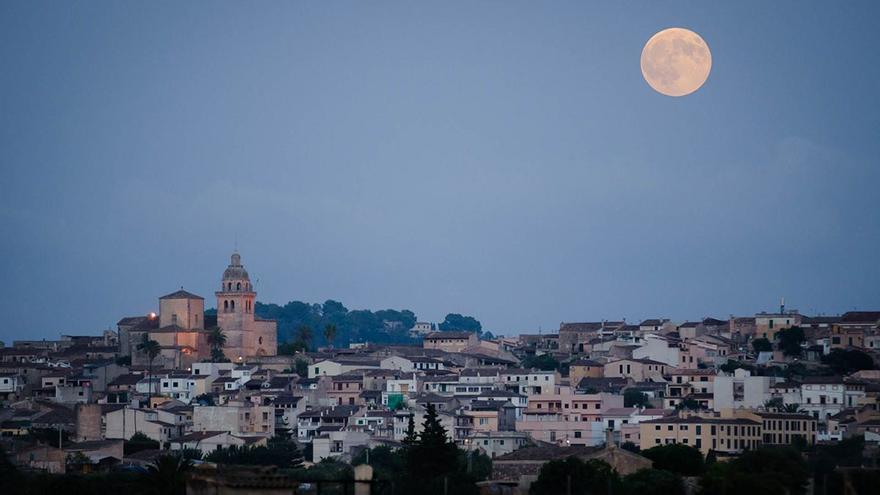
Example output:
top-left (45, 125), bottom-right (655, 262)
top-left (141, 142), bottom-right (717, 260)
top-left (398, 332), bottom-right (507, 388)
top-left (641, 28), bottom-right (712, 97)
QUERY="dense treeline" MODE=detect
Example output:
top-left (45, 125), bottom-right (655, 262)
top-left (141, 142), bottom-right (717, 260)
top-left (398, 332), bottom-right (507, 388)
top-left (255, 299), bottom-right (418, 346)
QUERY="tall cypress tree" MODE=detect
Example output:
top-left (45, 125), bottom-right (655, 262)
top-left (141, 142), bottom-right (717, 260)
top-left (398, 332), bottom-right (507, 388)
top-left (403, 414), bottom-right (418, 445)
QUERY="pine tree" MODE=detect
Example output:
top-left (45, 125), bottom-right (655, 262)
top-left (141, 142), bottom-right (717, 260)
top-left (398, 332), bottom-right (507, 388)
top-left (419, 403), bottom-right (449, 448)
top-left (403, 414), bottom-right (418, 445)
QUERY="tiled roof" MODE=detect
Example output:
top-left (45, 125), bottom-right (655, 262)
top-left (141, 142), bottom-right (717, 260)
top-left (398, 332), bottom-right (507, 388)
top-left (159, 290), bottom-right (204, 300)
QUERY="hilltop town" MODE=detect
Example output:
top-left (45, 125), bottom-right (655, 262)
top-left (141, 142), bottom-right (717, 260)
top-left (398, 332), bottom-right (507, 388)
top-left (1, 253), bottom-right (878, 493)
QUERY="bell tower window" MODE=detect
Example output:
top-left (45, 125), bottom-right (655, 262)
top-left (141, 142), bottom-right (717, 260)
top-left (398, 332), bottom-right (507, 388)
top-left (224, 300), bottom-right (229, 311)
top-left (237, 282), bottom-right (241, 290)
top-left (230, 300), bottom-right (235, 311)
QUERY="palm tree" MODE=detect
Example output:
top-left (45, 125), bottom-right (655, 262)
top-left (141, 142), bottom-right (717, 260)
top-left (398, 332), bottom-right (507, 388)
top-left (296, 325), bottom-right (313, 351)
top-left (137, 333), bottom-right (161, 402)
top-left (782, 403), bottom-right (805, 413)
top-left (143, 454), bottom-right (193, 495)
top-left (323, 323), bottom-right (337, 349)
top-left (207, 327), bottom-right (227, 362)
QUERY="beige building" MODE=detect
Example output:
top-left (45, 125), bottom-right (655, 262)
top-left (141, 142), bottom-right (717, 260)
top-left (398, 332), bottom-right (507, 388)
top-left (422, 331), bottom-right (478, 352)
top-left (603, 358), bottom-right (667, 382)
top-left (569, 359), bottom-right (604, 385)
top-left (755, 310), bottom-right (802, 341)
top-left (639, 414), bottom-right (761, 455)
top-left (215, 252), bottom-right (277, 359)
top-left (121, 252), bottom-right (277, 368)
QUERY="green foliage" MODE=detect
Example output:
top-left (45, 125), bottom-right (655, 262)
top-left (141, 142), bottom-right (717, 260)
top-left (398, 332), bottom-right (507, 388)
top-left (193, 393), bottom-right (215, 406)
top-left (809, 434), bottom-right (865, 493)
top-left (438, 313), bottom-right (482, 334)
top-left (288, 458), bottom-right (354, 481)
top-left (718, 360), bottom-right (755, 374)
top-left (205, 437), bottom-right (304, 469)
top-left (776, 326), bottom-right (805, 357)
top-left (125, 432), bottom-right (159, 455)
top-left (143, 454), bottom-right (193, 495)
top-left (255, 300), bottom-right (418, 347)
top-left (699, 447), bottom-right (809, 495)
top-left (207, 327), bottom-right (228, 362)
top-left (352, 446), bottom-right (405, 482)
top-left (621, 468), bottom-right (684, 495)
top-left (115, 355), bottom-right (131, 366)
top-left (764, 397), bottom-right (784, 411)
top-left (323, 323), bottom-right (338, 348)
top-left (751, 337), bottom-right (772, 353)
top-left (641, 444), bottom-right (705, 476)
top-left (621, 442), bottom-right (640, 453)
top-left (178, 448), bottom-right (203, 461)
top-left (674, 398), bottom-right (704, 411)
top-left (624, 389), bottom-right (652, 408)
top-left (402, 415), bottom-right (418, 445)
top-left (530, 457), bottom-right (620, 495)
top-left (278, 340), bottom-right (306, 355)
top-left (821, 349), bottom-right (876, 374)
top-left (294, 358), bottom-right (308, 377)
top-left (463, 450), bottom-right (492, 481)
top-left (521, 353), bottom-right (559, 371)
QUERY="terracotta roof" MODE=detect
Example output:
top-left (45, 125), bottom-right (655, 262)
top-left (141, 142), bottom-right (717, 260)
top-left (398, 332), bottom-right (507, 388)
top-left (425, 331), bottom-right (474, 340)
top-left (159, 290), bottom-right (204, 300)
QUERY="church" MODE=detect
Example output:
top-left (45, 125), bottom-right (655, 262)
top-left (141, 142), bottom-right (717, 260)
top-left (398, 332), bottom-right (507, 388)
top-left (118, 252), bottom-right (277, 369)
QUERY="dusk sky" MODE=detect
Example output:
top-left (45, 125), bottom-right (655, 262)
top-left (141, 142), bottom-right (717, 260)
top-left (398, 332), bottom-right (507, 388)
top-left (1, 1), bottom-right (878, 342)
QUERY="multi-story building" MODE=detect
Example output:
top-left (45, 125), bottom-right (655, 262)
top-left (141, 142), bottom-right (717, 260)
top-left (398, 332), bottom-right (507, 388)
top-left (603, 358), bottom-right (667, 382)
top-left (422, 331), bottom-right (479, 353)
top-left (800, 377), bottom-right (866, 423)
top-left (639, 414), bottom-right (762, 455)
top-left (713, 368), bottom-right (774, 411)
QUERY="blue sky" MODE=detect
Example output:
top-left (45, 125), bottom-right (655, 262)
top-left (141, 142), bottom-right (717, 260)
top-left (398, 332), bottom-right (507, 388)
top-left (1, 1), bottom-right (878, 341)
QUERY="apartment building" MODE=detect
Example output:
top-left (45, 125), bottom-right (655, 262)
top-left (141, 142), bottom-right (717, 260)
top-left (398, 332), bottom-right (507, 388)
top-left (639, 415), bottom-right (762, 455)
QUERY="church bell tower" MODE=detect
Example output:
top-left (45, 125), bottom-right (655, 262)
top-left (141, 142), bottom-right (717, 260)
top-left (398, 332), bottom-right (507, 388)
top-left (216, 252), bottom-right (256, 360)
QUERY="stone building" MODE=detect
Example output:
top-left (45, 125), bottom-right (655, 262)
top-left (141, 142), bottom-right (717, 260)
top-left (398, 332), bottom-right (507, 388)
top-left (118, 252), bottom-right (277, 368)
top-left (215, 252), bottom-right (277, 360)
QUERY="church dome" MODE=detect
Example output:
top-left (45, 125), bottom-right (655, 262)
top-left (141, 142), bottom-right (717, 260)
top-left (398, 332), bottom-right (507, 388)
top-left (222, 252), bottom-right (250, 281)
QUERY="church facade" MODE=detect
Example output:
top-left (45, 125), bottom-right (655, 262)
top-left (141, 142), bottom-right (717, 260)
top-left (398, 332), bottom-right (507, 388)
top-left (118, 252), bottom-right (277, 369)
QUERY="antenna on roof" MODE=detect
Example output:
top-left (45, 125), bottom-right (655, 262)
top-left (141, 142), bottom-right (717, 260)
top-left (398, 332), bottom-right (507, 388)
top-left (780, 297), bottom-right (785, 314)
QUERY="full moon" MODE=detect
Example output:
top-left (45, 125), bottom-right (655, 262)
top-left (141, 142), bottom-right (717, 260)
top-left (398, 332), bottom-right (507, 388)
top-left (641, 27), bottom-right (712, 97)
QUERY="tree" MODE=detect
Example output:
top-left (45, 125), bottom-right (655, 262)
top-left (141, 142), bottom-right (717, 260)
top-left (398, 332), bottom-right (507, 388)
top-left (207, 327), bottom-right (228, 362)
top-left (700, 447), bottom-right (808, 495)
top-left (296, 325), bottom-right (313, 351)
top-left (752, 338), bottom-right (772, 353)
top-left (530, 457), bottom-right (619, 495)
top-left (624, 389), bottom-right (652, 408)
top-left (439, 313), bottom-right (482, 334)
top-left (294, 358), bottom-right (308, 377)
top-left (125, 431), bottom-right (159, 455)
top-left (401, 404), bottom-right (462, 494)
top-left (621, 468), bottom-right (684, 495)
top-left (278, 340), bottom-right (306, 355)
top-left (323, 323), bottom-right (337, 348)
top-left (641, 444), bottom-right (705, 476)
top-left (402, 414), bottom-right (418, 445)
top-left (205, 437), bottom-right (304, 469)
top-left (143, 454), bottom-right (193, 495)
top-left (764, 397), bottom-right (784, 411)
top-left (782, 403), bottom-right (805, 413)
top-left (822, 349), bottom-right (876, 374)
top-left (777, 326), bottom-right (805, 357)
top-left (674, 398), bottom-right (704, 411)
top-left (522, 354), bottom-right (559, 371)
top-left (137, 333), bottom-right (160, 402)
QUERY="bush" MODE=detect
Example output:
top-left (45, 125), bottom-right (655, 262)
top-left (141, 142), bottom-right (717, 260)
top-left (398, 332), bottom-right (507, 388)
top-left (641, 444), bottom-right (705, 476)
